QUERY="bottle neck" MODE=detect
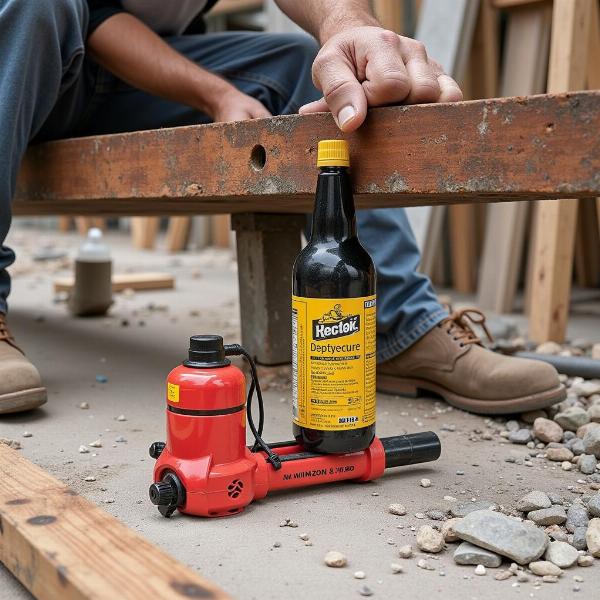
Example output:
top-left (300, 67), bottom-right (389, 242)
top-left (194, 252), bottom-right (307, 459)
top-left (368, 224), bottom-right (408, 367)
top-left (310, 167), bottom-right (357, 242)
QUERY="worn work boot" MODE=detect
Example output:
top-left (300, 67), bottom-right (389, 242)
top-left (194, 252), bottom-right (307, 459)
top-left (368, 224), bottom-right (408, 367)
top-left (377, 309), bottom-right (566, 415)
top-left (0, 314), bottom-right (47, 414)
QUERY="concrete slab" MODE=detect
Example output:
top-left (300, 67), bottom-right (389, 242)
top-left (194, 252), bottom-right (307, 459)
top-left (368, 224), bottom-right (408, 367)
top-left (0, 226), bottom-right (598, 599)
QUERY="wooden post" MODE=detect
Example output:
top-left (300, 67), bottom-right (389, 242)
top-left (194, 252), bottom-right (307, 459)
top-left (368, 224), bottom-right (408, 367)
top-left (131, 217), bottom-right (160, 249)
top-left (166, 216), bottom-right (192, 252)
top-left (232, 213), bottom-right (304, 365)
top-left (477, 0), bottom-right (552, 313)
top-left (528, 0), bottom-right (592, 342)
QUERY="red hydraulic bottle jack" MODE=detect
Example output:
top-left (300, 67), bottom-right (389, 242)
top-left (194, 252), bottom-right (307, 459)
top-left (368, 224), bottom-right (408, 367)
top-left (149, 335), bottom-right (441, 518)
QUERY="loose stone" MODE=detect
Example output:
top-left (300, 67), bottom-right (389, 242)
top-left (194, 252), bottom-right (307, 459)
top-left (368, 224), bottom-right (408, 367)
top-left (354, 571), bottom-right (366, 579)
top-left (586, 518), bottom-right (600, 557)
top-left (494, 570), bottom-right (512, 581)
top-left (390, 563), bottom-right (403, 574)
top-left (542, 575), bottom-right (559, 583)
top-left (529, 561), bottom-right (562, 576)
top-left (22, 432), bottom-right (32, 438)
top-left (416, 559), bottom-right (434, 571)
top-left (420, 478), bottom-right (431, 488)
top-left (454, 542), bottom-right (502, 567)
top-left (453, 510), bottom-right (548, 564)
top-left (588, 493), bottom-right (600, 517)
top-left (527, 506), bottom-right (567, 526)
top-left (566, 504), bottom-right (589, 532)
top-left (398, 545), bottom-right (413, 559)
top-left (88, 440), bottom-right (102, 448)
top-left (442, 518), bottom-right (462, 543)
top-left (579, 454), bottom-right (598, 474)
top-left (577, 554), bottom-right (594, 566)
top-left (416, 525), bottom-right (444, 553)
top-left (388, 503), bottom-right (407, 516)
top-left (299, 534), bottom-right (310, 541)
top-left (562, 461), bottom-right (573, 471)
top-left (544, 541), bottom-right (579, 568)
top-left (78, 445), bottom-right (89, 454)
top-left (358, 585), bottom-right (373, 597)
top-left (509, 429), bottom-right (532, 444)
top-left (554, 408), bottom-right (590, 432)
top-left (533, 418), bottom-right (564, 443)
top-left (84, 476), bottom-right (96, 482)
top-left (324, 551), bottom-right (347, 568)
top-left (545, 447), bottom-right (574, 462)
top-left (517, 490), bottom-right (551, 512)
top-left (582, 428), bottom-right (600, 458)
top-left (474, 565), bottom-right (486, 576)
top-left (572, 527), bottom-right (588, 551)
top-left (516, 572), bottom-right (530, 583)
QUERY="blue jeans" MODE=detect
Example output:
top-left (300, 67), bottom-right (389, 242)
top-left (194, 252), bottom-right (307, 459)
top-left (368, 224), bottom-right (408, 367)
top-left (0, 0), bottom-right (447, 361)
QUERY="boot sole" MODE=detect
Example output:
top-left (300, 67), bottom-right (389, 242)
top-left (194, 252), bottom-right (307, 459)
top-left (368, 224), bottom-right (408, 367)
top-left (0, 387), bottom-right (47, 414)
top-left (377, 375), bottom-right (566, 415)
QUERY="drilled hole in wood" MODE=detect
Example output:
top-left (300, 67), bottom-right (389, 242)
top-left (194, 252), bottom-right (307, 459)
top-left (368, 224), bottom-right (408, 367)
top-left (250, 145), bottom-right (266, 171)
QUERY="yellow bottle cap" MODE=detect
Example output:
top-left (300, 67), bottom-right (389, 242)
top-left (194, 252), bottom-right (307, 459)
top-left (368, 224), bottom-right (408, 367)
top-left (317, 139), bottom-right (350, 168)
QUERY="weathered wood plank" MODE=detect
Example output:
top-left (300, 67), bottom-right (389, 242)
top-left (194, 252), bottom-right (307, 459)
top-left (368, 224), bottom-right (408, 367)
top-left (0, 443), bottom-right (231, 600)
top-left (14, 91), bottom-right (600, 216)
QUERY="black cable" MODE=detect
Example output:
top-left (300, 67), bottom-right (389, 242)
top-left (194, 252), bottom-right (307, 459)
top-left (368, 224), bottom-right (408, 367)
top-left (224, 344), bottom-right (281, 470)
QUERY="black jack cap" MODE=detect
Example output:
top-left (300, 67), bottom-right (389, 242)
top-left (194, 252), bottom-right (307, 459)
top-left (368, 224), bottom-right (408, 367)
top-left (184, 334), bottom-right (231, 368)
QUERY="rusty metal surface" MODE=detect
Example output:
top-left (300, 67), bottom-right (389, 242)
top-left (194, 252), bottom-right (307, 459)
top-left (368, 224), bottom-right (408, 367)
top-left (14, 91), bottom-right (600, 216)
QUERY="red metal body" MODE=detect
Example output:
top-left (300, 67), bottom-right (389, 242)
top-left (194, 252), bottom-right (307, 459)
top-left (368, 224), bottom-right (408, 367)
top-left (153, 362), bottom-right (385, 517)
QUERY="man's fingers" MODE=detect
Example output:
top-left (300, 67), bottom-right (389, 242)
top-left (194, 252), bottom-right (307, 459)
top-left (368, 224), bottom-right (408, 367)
top-left (311, 51), bottom-right (368, 132)
top-left (362, 30), bottom-right (411, 106)
top-left (400, 38), bottom-right (441, 104)
top-left (437, 73), bottom-right (463, 103)
top-left (298, 97), bottom-right (330, 114)
top-left (250, 104), bottom-right (272, 119)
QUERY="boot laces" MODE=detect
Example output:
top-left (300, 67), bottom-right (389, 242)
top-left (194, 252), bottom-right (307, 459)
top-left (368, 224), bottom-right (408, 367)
top-left (438, 308), bottom-right (494, 348)
top-left (0, 314), bottom-right (13, 343)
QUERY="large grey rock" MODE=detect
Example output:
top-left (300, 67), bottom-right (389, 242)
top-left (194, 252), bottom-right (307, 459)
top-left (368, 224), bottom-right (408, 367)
top-left (579, 454), bottom-right (598, 474)
top-left (572, 527), bottom-right (588, 551)
top-left (450, 500), bottom-right (497, 518)
top-left (554, 407), bottom-right (590, 431)
top-left (544, 541), bottom-right (579, 568)
top-left (453, 510), bottom-right (548, 565)
top-left (533, 418), bottom-right (563, 443)
top-left (572, 380), bottom-right (600, 397)
top-left (588, 493), bottom-right (600, 517)
top-left (566, 504), bottom-right (589, 533)
top-left (516, 491), bottom-right (551, 512)
top-left (583, 428), bottom-right (600, 458)
top-left (528, 506), bottom-right (567, 526)
top-left (545, 447), bottom-right (574, 462)
top-left (588, 405), bottom-right (600, 423)
top-left (578, 422), bottom-right (600, 439)
top-left (453, 542), bottom-right (502, 567)
top-left (567, 438), bottom-right (585, 455)
top-left (586, 518), bottom-right (600, 557)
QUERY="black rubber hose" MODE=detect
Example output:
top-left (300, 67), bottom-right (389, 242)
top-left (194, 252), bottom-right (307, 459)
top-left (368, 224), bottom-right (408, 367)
top-left (514, 352), bottom-right (600, 379)
top-left (381, 432), bottom-right (441, 469)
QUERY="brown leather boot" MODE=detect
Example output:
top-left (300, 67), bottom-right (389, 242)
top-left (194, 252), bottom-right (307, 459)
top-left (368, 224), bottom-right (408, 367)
top-left (0, 314), bottom-right (47, 414)
top-left (377, 309), bottom-right (565, 415)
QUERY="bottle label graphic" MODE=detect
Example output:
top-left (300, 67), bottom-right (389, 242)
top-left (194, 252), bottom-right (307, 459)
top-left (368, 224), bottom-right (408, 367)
top-left (292, 295), bottom-right (376, 430)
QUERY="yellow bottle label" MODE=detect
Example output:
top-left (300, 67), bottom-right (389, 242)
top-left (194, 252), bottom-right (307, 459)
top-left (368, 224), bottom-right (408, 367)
top-left (292, 295), bottom-right (376, 431)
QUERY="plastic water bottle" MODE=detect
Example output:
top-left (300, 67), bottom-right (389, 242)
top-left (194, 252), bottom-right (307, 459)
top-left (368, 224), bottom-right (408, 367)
top-left (69, 228), bottom-right (112, 316)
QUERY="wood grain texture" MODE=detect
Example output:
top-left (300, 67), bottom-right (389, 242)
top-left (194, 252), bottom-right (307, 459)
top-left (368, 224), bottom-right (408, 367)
top-left (131, 217), bottom-right (160, 249)
top-left (14, 92), bottom-right (600, 217)
top-left (529, 0), bottom-right (593, 342)
top-left (166, 216), bottom-right (192, 252)
top-left (0, 443), bottom-right (230, 600)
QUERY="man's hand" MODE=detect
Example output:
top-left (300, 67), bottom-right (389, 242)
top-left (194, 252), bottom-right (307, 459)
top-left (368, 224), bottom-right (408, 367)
top-left (299, 26), bottom-right (462, 132)
top-left (212, 88), bottom-right (272, 122)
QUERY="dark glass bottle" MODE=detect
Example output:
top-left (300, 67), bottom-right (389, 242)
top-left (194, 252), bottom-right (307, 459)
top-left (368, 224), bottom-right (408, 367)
top-left (292, 140), bottom-right (376, 454)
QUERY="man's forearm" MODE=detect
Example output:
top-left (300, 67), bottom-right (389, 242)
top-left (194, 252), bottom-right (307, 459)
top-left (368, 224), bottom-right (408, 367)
top-left (87, 13), bottom-right (231, 116)
top-left (275, 0), bottom-right (379, 44)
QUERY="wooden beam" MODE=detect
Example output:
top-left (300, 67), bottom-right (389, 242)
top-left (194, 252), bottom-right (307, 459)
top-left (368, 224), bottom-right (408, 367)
top-left (13, 92), bottom-right (600, 217)
top-left (492, 0), bottom-right (549, 7)
top-left (528, 0), bottom-right (593, 343)
top-left (0, 443), bottom-right (230, 600)
top-left (54, 272), bottom-right (175, 293)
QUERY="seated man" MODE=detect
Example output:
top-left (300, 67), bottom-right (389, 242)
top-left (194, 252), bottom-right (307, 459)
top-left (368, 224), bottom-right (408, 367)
top-left (0, 0), bottom-right (565, 415)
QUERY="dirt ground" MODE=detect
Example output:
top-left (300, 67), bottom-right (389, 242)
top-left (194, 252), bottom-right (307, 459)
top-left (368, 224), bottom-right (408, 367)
top-left (1, 225), bottom-right (599, 600)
